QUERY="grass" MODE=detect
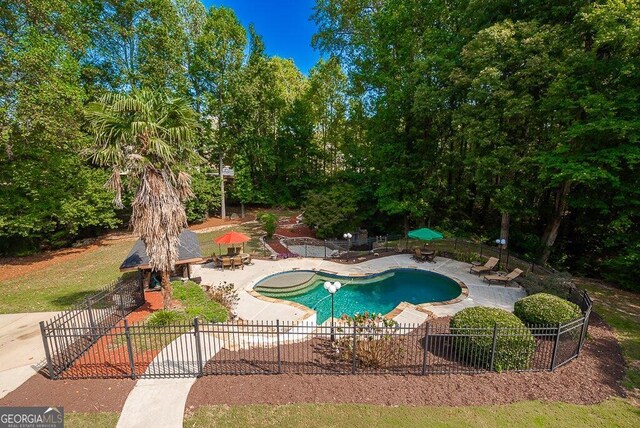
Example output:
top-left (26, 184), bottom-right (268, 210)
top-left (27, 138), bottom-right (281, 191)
top-left (0, 225), bottom-right (261, 314)
top-left (0, 238), bottom-right (134, 313)
top-left (65, 399), bottom-right (639, 427)
top-left (576, 279), bottom-right (640, 391)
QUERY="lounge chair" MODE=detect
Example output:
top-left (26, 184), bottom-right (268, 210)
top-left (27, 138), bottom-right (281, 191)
top-left (483, 268), bottom-right (524, 285)
top-left (470, 257), bottom-right (499, 275)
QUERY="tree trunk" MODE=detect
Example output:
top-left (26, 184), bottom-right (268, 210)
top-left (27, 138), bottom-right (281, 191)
top-left (219, 155), bottom-right (226, 220)
top-left (241, 202), bottom-right (245, 218)
top-left (161, 270), bottom-right (173, 309)
top-left (537, 181), bottom-right (571, 265)
top-left (500, 212), bottom-right (510, 249)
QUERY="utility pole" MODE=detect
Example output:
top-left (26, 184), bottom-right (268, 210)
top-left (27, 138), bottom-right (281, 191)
top-left (219, 155), bottom-right (226, 220)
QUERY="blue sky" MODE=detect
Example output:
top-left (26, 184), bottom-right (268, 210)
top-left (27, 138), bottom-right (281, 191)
top-left (204, 0), bottom-right (321, 75)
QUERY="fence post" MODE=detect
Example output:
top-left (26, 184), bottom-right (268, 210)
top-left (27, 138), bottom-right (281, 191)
top-left (421, 323), bottom-right (430, 375)
top-left (550, 322), bottom-right (561, 371)
top-left (39, 321), bottom-right (56, 380)
top-left (276, 320), bottom-right (282, 374)
top-left (137, 268), bottom-right (145, 303)
top-left (124, 320), bottom-right (136, 380)
top-left (85, 297), bottom-right (97, 341)
top-left (119, 293), bottom-right (126, 319)
top-left (577, 310), bottom-right (590, 355)
top-left (351, 325), bottom-right (357, 374)
top-left (489, 324), bottom-right (499, 372)
top-left (194, 317), bottom-right (203, 376)
top-left (324, 240), bottom-right (327, 259)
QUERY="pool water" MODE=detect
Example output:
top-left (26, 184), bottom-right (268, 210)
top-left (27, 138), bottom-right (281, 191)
top-left (257, 269), bottom-right (461, 323)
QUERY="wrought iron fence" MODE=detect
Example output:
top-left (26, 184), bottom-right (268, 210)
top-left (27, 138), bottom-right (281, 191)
top-left (42, 289), bottom-right (591, 379)
top-left (39, 276), bottom-right (144, 379)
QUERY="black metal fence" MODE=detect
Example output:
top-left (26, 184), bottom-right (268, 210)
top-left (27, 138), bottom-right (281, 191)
top-left (280, 236), bottom-right (555, 275)
top-left (39, 276), bottom-right (144, 379)
top-left (43, 289), bottom-right (591, 379)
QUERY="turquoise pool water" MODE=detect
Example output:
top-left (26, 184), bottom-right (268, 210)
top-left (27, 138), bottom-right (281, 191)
top-left (256, 269), bottom-right (461, 323)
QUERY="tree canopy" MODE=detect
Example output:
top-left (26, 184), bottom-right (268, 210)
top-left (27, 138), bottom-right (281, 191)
top-left (1, 0), bottom-right (638, 291)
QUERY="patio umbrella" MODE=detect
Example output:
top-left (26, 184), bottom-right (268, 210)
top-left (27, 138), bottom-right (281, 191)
top-left (214, 231), bottom-right (251, 254)
top-left (408, 228), bottom-right (443, 241)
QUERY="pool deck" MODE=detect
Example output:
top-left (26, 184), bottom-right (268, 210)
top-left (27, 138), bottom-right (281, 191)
top-left (191, 255), bottom-right (526, 324)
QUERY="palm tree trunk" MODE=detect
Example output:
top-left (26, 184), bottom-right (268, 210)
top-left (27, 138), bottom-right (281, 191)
top-left (161, 270), bottom-right (173, 309)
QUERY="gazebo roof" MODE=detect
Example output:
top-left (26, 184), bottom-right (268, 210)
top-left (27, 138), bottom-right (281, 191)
top-left (119, 229), bottom-right (203, 272)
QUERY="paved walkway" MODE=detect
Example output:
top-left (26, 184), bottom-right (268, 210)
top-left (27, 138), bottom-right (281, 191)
top-left (117, 328), bottom-right (222, 428)
top-left (0, 312), bottom-right (58, 399)
top-left (192, 255), bottom-right (526, 323)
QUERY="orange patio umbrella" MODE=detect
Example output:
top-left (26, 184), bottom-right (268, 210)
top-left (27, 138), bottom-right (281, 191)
top-left (214, 231), bottom-right (251, 254)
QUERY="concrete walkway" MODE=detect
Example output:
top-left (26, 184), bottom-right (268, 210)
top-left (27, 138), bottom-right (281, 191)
top-left (192, 254), bottom-right (526, 323)
top-left (116, 329), bottom-right (222, 428)
top-left (0, 312), bottom-right (58, 399)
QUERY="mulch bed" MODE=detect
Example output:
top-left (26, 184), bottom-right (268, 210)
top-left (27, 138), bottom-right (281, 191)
top-left (186, 315), bottom-right (626, 407)
top-left (57, 291), bottom-right (164, 379)
top-left (0, 375), bottom-right (135, 412)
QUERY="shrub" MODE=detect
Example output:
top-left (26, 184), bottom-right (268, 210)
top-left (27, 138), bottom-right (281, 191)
top-left (335, 312), bottom-right (405, 369)
top-left (518, 272), bottom-right (574, 298)
top-left (450, 307), bottom-right (535, 371)
top-left (147, 310), bottom-right (189, 326)
top-left (207, 282), bottom-right (239, 312)
top-left (172, 280), bottom-right (228, 322)
top-left (514, 293), bottom-right (582, 325)
top-left (257, 213), bottom-right (278, 239)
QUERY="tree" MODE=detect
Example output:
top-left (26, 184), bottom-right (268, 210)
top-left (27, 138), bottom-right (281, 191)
top-left (86, 90), bottom-right (199, 308)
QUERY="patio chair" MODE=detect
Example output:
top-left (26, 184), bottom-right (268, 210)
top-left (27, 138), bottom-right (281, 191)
top-left (231, 255), bottom-right (243, 270)
top-left (212, 255), bottom-right (223, 270)
top-left (413, 248), bottom-right (427, 262)
top-left (483, 268), bottom-right (524, 285)
top-left (422, 249), bottom-right (436, 263)
top-left (469, 257), bottom-right (499, 275)
top-left (221, 256), bottom-right (233, 271)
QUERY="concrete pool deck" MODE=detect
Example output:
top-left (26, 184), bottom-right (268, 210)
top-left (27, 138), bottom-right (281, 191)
top-left (191, 255), bottom-right (526, 324)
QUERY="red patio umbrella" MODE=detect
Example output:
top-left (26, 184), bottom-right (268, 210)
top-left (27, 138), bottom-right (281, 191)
top-left (214, 231), bottom-right (251, 254)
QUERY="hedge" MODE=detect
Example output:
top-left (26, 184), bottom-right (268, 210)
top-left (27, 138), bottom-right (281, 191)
top-left (450, 307), bottom-right (536, 371)
top-left (514, 293), bottom-right (582, 325)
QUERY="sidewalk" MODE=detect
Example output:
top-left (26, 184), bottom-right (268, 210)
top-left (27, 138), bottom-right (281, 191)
top-left (0, 312), bottom-right (58, 398)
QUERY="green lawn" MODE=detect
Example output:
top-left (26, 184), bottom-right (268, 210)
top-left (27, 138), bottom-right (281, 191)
top-left (576, 279), bottom-right (640, 390)
top-left (64, 399), bottom-right (639, 428)
top-left (0, 226), bottom-right (261, 314)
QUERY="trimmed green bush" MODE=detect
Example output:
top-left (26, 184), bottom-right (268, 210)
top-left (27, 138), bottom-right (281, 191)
top-left (172, 280), bottom-right (228, 323)
top-left (450, 307), bottom-right (536, 371)
top-left (147, 310), bottom-right (189, 326)
top-left (514, 293), bottom-right (582, 325)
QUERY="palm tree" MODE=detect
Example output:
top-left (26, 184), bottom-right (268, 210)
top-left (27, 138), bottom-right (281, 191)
top-left (86, 90), bottom-right (199, 308)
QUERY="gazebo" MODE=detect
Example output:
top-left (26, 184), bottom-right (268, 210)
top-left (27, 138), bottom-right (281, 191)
top-left (119, 230), bottom-right (203, 282)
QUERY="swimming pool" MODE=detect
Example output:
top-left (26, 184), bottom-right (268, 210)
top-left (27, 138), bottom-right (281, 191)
top-left (254, 268), bottom-right (462, 323)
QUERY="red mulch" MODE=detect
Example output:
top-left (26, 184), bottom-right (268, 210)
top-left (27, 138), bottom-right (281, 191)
top-left (60, 290), bottom-right (164, 379)
top-left (186, 316), bottom-right (626, 407)
top-left (266, 239), bottom-right (298, 258)
top-left (0, 375), bottom-right (135, 412)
